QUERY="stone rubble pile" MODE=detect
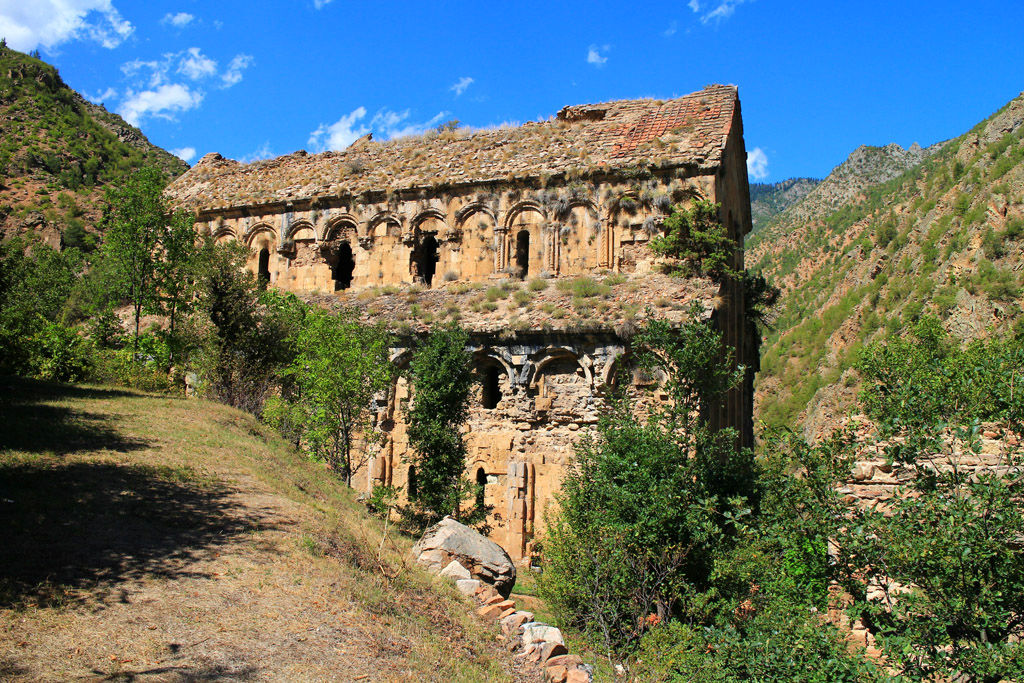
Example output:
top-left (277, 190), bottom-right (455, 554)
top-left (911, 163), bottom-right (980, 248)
top-left (413, 517), bottom-right (593, 682)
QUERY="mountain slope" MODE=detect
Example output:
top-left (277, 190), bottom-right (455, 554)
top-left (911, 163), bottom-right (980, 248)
top-left (749, 177), bottom-right (820, 236)
top-left (751, 93), bottom-right (1024, 434)
top-left (0, 45), bottom-right (188, 249)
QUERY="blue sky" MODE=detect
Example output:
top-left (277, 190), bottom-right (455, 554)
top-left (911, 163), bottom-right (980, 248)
top-left (2, 1), bottom-right (1022, 182)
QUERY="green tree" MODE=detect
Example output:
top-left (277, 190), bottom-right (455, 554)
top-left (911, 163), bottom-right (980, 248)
top-left (156, 206), bottom-right (199, 356)
top-left (102, 166), bottom-right (167, 351)
top-left (282, 310), bottom-right (393, 485)
top-left (197, 240), bottom-right (303, 413)
top-left (649, 199), bottom-right (738, 278)
top-left (540, 308), bottom-right (754, 653)
top-left (405, 322), bottom-right (474, 524)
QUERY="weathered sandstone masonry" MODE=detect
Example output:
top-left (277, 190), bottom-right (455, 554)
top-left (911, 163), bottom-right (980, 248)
top-left (167, 84), bottom-right (757, 562)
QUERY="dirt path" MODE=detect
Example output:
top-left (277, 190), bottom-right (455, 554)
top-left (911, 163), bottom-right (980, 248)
top-left (0, 380), bottom-right (508, 681)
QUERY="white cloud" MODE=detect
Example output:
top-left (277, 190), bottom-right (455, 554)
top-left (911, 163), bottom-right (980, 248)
top-left (586, 44), bottom-right (609, 67)
top-left (220, 53), bottom-right (252, 88)
top-left (449, 76), bottom-right (473, 97)
top-left (177, 47), bottom-right (216, 80)
top-left (240, 141), bottom-right (275, 163)
top-left (0, 0), bottom-right (134, 52)
top-left (371, 108), bottom-right (448, 139)
top-left (688, 0), bottom-right (701, 11)
top-left (118, 83), bottom-right (203, 126)
top-left (700, 0), bottom-right (749, 24)
top-left (85, 86), bottom-right (116, 103)
top-left (172, 146), bottom-right (196, 162)
top-left (663, 21), bottom-right (678, 37)
top-left (308, 107), bottom-right (370, 152)
top-left (747, 147), bottom-right (768, 180)
top-left (161, 12), bottom-right (193, 28)
top-left (313, 0), bottom-right (333, 8)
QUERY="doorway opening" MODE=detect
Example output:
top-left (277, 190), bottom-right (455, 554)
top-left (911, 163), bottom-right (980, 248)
top-left (333, 241), bottom-right (355, 290)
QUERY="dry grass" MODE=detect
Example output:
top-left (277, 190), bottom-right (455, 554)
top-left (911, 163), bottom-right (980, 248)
top-left (0, 378), bottom-right (509, 681)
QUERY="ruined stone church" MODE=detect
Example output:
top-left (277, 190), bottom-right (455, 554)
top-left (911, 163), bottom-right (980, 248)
top-left (166, 83), bottom-right (756, 564)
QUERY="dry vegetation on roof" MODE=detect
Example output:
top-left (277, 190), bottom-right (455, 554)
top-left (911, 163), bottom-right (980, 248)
top-left (165, 85), bottom-right (738, 213)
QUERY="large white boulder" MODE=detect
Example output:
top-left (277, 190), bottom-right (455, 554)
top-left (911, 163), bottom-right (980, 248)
top-left (412, 516), bottom-right (517, 597)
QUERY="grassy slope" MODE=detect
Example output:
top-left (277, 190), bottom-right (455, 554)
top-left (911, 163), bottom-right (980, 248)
top-left (0, 46), bottom-right (188, 246)
top-left (749, 93), bottom-right (1024, 433)
top-left (0, 379), bottom-right (508, 681)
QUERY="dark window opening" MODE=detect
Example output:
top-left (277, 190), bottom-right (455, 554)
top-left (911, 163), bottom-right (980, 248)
top-left (333, 241), bottom-right (355, 291)
top-left (257, 247), bottom-right (270, 290)
top-left (412, 233), bottom-right (439, 287)
top-left (482, 365), bottom-right (502, 409)
top-left (408, 466), bottom-right (417, 499)
top-left (515, 230), bottom-right (530, 278)
top-left (475, 467), bottom-right (487, 509)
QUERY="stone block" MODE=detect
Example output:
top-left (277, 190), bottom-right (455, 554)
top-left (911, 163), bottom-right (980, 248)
top-left (439, 560), bottom-right (472, 581)
top-left (566, 668), bottom-right (592, 683)
top-left (546, 654), bottom-right (583, 669)
top-left (544, 664), bottom-right (568, 683)
top-left (539, 641), bottom-right (568, 661)
top-left (455, 579), bottom-right (481, 596)
top-left (522, 622), bottom-right (564, 647)
top-left (475, 603), bottom-right (504, 620)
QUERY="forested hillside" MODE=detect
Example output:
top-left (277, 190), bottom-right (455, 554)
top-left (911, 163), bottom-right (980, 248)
top-left (749, 93), bottom-right (1024, 433)
top-left (749, 177), bottom-right (819, 235)
top-left (0, 45), bottom-right (187, 249)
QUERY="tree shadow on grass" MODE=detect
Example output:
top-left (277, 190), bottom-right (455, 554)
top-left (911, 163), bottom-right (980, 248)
top-left (0, 459), bottom-right (279, 609)
top-left (0, 378), bottom-right (149, 456)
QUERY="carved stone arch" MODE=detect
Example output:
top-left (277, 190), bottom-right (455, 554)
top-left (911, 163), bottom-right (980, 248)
top-left (244, 223), bottom-right (277, 247)
top-left (212, 225), bottom-right (237, 242)
top-left (323, 213), bottom-right (360, 241)
top-left (286, 219), bottom-right (316, 242)
top-left (367, 211), bottom-right (402, 238)
top-left (503, 199), bottom-right (547, 230)
top-left (526, 346), bottom-right (593, 388)
top-left (412, 208), bottom-right (449, 235)
top-left (567, 197), bottom-right (600, 220)
top-left (455, 202), bottom-right (496, 228)
top-left (471, 348), bottom-right (516, 385)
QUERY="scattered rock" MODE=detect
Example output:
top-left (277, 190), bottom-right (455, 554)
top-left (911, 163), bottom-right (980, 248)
top-left (455, 579), bottom-right (481, 596)
top-left (412, 516), bottom-right (516, 596)
top-left (522, 622), bottom-right (564, 647)
top-left (439, 560), bottom-right (472, 581)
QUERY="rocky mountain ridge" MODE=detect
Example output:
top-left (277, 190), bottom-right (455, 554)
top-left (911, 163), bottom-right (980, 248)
top-left (749, 92), bottom-right (1024, 434)
top-left (749, 177), bottom-right (820, 235)
top-left (0, 46), bottom-right (188, 249)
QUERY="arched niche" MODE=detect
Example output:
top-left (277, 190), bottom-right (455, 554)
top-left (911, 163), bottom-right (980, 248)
top-left (457, 206), bottom-right (497, 280)
top-left (245, 226), bottom-right (277, 284)
top-left (528, 348), bottom-right (591, 415)
top-left (505, 203), bottom-right (546, 277)
top-left (473, 352), bottom-right (513, 410)
top-left (363, 213), bottom-right (403, 285)
top-left (557, 203), bottom-right (601, 275)
top-left (213, 227), bottom-right (236, 244)
top-left (323, 219), bottom-right (359, 290)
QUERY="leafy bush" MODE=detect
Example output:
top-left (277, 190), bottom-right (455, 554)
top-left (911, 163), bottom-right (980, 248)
top-left (540, 310), bottom-right (753, 652)
top-left (30, 321), bottom-right (92, 382)
top-left (649, 199), bottom-right (737, 279)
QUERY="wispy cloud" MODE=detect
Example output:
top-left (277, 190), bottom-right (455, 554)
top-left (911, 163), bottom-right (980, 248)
top-left (119, 83), bottom-right (203, 126)
top-left (313, 0), bottom-right (333, 8)
top-left (308, 107), bottom-right (370, 152)
top-left (747, 147), bottom-right (768, 180)
top-left (449, 76), bottom-right (474, 97)
top-left (0, 0), bottom-right (134, 52)
top-left (85, 86), bottom-right (117, 104)
top-left (177, 47), bottom-right (216, 80)
top-left (587, 44), bottom-right (609, 67)
top-left (696, 0), bottom-right (750, 24)
top-left (115, 47), bottom-right (250, 125)
top-left (307, 107), bottom-right (452, 152)
top-left (172, 146), bottom-right (196, 163)
top-left (220, 54), bottom-right (253, 88)
top-left (240, 141), bottom-right (276, 163)
top-left (663, 21), bottom-right (678, 37)
top-left (161, 12), bottom-right (193, 28)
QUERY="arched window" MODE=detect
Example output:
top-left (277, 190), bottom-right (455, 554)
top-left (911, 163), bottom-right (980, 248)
top-left (475, 467), bottom-right (487, 509)
top-left (407, 466), bottom-right (417, 499)
top-left (515, 230), bottom-right (530, 278)
top-left (257, 247), bottom-right (270, 290)
top-left (333, 241), bottom-right (355, 290)
top-left (482, 365), bottom-right (502, 409)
